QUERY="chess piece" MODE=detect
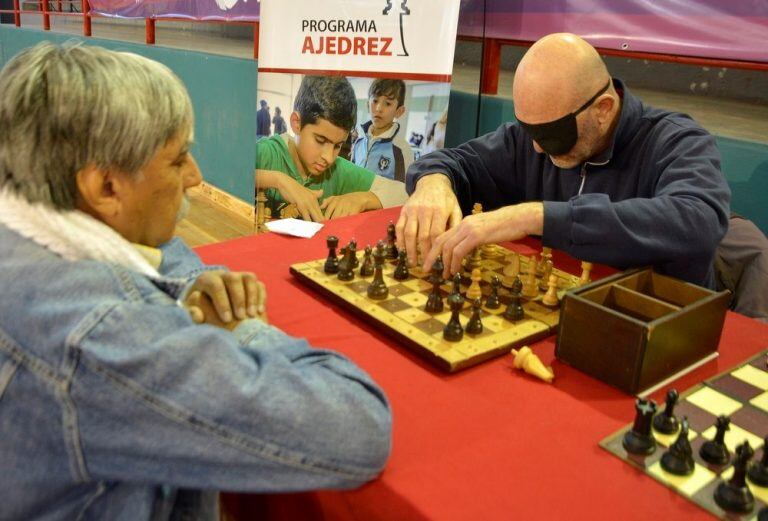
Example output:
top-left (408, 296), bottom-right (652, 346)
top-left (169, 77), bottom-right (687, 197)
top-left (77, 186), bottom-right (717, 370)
top-left (466, 268), bottom-right (482, 300)
top-left (714, 441), bottom-right (755, 514)
top-left (385, 221), bottom-right (398, 259)
top-left (359, 245), bottom-right (374, 277)
top-left (349, 239), bottom-right (359, 268)
top-left (502, 252), bottom-right (520, 284)
top-left (510, 346), bottom-right (553, 383)
top-left (465, 298), bottom-right (483, 335)
top-left (622, 398), bottom-right (657, 455)
top-left (538, 259), bottom-right (553, 291)
top-left (324, 235), bottom-right (340, 274)
top-left (464, 247), bottom-right (482, 272)
top-left (337, 241), bottom-right (356, 281)
top-left (394, 250), bottom-right (409, 280)
top-left (485, 275), bottom-right (501, 309)
top-left (503, 277), bottom-right (525, 321)
top-left (653, 389), bottom-right (680, 435)
top-left (578, 261), bottom-right (593, 286)
top-left (255, 189), bottom-right (269, 234)
top-left (541, 274), bottom-right (560, 307)
top-left (522, 257), bottom-right (539, 298)
top-left (442, 292), bottom-right (464, 342)
top-left (747, 435), bottom-right (768, 486)
top-left (425, 256), bottom-right (444, 313)
top-left (451, 273), bottom-right (462, 299)
top-left (367, 242), bottom-right (389, 300)
top-left (660, 417), bottom-right (694, 476)
top-left (540, 246), bottom-right (553, 266)
top-left (700, 415), bottom-right (730, 465)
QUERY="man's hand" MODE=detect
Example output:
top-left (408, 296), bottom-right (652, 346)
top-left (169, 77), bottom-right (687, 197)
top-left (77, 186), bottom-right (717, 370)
top-left (321, 191), bottom-right (379, 219)
top-left (395, 174), bottom-right (462, 267)
top-left (183, 270), bottom-right (267, 327)
top-left (425, 202), bottom-right (545, 277)
top-left (275, 175), bottom-right (325, 222)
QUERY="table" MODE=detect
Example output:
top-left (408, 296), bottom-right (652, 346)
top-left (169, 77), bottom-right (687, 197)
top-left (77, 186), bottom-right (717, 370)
top-left (195, 207), bottom-right (768, 521)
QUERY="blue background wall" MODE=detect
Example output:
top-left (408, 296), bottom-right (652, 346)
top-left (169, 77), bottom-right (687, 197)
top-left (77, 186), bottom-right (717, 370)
top-left (0, 26), bottom-right (256, 203)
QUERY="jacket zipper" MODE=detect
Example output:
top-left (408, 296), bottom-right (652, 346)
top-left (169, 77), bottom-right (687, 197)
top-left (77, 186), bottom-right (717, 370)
top-left (577, 164), bottom-right (587, 195)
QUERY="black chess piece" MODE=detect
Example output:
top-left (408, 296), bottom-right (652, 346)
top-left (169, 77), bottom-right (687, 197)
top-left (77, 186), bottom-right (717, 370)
top-left (337, 241), bottom-right (356, 281)
top-left (367, 242), bottom-right (389, 300)
top-left (324, 235), bottom-right (339, 274)
top-left (359, 245), bottom-right (374, 277)
top-left (653, 389), bottom-right (680, 435)
top-left (485, 275), bottom-right (501, 309)
top-left (349, 239), bottom-right (359, 268)
top-left (442, 292), bottom-right (464, 342)
top-left (386, 221), bottom-right (398, 259)
top-left (394, 250), bottom-right (409, 280)
top-left (748, 435), bottom-right (768, 486)
top-left (700, 415), bottom-right (731, 466)
top-left (451, 272), bottom-right (462, 298)
top-left (622, 398), bottom-right (657, 456)
top-left (465, 298), bottom-right (483, 335)
top-left (503, 277), bottom-right (524, 322)
top-left (425, 256), bottom-right (444, 313)
top-left (660, 416), bottom-right (694, 476)
top-left (714, 441), bottom-right (755, 514)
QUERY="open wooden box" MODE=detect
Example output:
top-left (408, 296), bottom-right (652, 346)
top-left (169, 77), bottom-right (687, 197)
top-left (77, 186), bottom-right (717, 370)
top-left (555, 268), bottom-right (730, 395)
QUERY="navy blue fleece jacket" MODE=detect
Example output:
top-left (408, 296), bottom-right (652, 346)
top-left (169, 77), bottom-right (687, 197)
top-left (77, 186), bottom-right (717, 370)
top-left (406, 79), bottom-right (730, 288)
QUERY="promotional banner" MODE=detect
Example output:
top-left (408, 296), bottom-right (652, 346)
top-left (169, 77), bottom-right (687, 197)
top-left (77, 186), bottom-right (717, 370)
top-left (255, 0), bottom-right (460, 222)
top-left (458, 0), bottom-right (768, 64)
top-left (88, 0), bottom-right (260, 21)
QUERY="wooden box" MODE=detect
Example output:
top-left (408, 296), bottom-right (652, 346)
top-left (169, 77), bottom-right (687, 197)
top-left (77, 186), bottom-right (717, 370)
top-left (555, 268), bottom-right (730, 395)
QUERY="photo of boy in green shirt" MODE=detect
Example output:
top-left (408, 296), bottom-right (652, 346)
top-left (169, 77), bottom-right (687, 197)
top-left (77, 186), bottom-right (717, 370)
top-left (256, 75), bottom-right (406, 222)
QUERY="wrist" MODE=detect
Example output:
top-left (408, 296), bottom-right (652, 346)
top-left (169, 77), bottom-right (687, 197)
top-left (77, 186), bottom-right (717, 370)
top-left (521, 202), bottom-right (544, 235)
top-left (415, 173), bottom-right (451, 191)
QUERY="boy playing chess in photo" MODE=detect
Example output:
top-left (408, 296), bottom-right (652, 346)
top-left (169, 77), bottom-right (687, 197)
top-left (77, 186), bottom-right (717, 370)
top-left (351, 78), bottom-right (415, 182)
top-left (256, 75), bottom-right (406, 222)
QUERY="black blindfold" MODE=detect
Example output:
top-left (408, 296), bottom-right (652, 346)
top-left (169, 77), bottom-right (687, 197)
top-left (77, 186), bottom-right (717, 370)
top-left (517, 80), bottom-right (611, 156)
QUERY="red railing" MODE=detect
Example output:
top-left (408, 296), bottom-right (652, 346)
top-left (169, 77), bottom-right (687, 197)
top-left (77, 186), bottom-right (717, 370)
top-left (2, 4), bottom-right (766, 92)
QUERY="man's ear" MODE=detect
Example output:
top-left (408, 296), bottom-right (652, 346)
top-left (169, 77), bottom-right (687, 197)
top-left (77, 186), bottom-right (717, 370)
top-left (395, 105), bottom-right (406, 120)
top-left (75, 164), bottom-right (122, 219)
top-left (290, 112), bottom-right (302, 134)
top-left (595, 95), bottom-right (616, 126)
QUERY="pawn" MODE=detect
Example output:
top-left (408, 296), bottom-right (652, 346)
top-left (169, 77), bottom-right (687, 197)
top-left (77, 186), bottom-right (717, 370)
top-left (393, 250), bottom-right (409, 280)
top-left (578, 261), bottom-right (593, 286)
top-left (324, 235), bottom-right (340, 274)
top-left (653, 389), bottom-right (680, 435)
top-left (510, 346), bottom-right (553, 383)
top-left (442, 293), bottom-right (464, 342)
top-left (425, 256), bottom-right (444, 313)
top-left (503, 277), bottom-right (525, 322)
top-left (660, 417), bottom-right (695, 476)
top-left (349, 239), bottom-right (359, 268)
top-left (359, 245), bottom-right (374, 277)
top-left (747, 435), bottom-right (768, 486)
top-left (485, 275), bottom-right (501, 309)
top-left (538, 259), bottom-right (553, 291)
top-left (465, 298), bottom-right (483, 335)
top-left (700, 415), bottom-right (730, 465)
top-left (622, 398), bottom-right (657, 456)
top-left (466, 268), bottom-right (482, 301)
top-left (715, 441), bottom-right (755, 514)
top-left (541, 274), bottom-right (560, 307)
top-left (451, 272), bottom-right (462, 298)
top-left (367, 242), bottom-right (389, 300)
top-left (385, 221), bottom-right (398, 259)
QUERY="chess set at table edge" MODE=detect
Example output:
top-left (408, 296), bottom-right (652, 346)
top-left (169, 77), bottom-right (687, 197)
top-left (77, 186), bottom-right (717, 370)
top-left (616, 374), bottom-right (768, 518)
top-left (312, 215), bottom-right (596, 384)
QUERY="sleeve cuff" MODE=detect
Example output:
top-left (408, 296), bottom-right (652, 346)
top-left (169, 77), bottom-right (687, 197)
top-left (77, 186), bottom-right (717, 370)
top-left (542, 200), bottom-right (573, 250)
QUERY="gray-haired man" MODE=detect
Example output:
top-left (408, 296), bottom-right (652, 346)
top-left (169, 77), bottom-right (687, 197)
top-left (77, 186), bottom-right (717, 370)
top-left (0, 42), bottom-right (391, 520)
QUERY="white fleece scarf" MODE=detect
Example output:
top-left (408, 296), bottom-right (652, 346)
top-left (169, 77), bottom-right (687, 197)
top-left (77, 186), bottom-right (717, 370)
top-left (0, 187), bottom-right (160, 279)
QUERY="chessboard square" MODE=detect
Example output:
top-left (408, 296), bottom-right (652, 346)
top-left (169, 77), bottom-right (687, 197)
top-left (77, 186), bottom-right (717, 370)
top-left (710, 374), bottom-right (766, 403)
top-left (686, 387), bottom-right (743, 417)
top-left (394, 308), bottom-right (432, 324)
top-left (750, 391), bottom-right (768, 413)
top-left (347, 280), bottom-right (370, 293)
top-left (729, 404), bottom-right (768, 438)
top-left (647, 461), bottom-right (715, 497)
top-left (700, 422), bottom-right (763, 453)
top-left (749, 355), bottom-right (768, 372)
top-left (749, 478), bottom-right (768, 505)
top-left (402, 278), bottom-right (431, 292)
top-left (399, 292), bottom-right (429, 308)
top-left (732, 365), bottom-right (768, 391)
top-left (675, 400), bottom-right (718, 434)
top-left (482, 315), bottom-right (513, 332)
top-left (653, 425), bottom-right (698, 448)
top-left (432, 312), bottom-right (453, 325)
top-left (482, 260), bottom-right (503, 271)
top-left (388, 284), bottom-right (412, 297)
top-left (378, 298), bottom-right (410, 313)
top-left (411, 317), bottom-right (445, 336)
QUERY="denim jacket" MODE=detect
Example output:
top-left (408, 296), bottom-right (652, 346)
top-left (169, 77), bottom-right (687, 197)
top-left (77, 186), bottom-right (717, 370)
top-left (0, 226), bottom-right (392, 521)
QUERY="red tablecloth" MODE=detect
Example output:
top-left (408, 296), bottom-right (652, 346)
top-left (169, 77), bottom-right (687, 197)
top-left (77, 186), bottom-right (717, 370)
top-left (196, 207), bottom-right (768, 521)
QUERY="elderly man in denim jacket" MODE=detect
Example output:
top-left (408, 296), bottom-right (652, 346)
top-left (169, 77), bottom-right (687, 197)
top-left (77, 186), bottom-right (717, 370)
top-left (0, 43), bottom-right (391, 520)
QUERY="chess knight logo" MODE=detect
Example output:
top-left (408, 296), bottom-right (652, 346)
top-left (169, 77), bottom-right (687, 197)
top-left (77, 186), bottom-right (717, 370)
top-left (382, 0), bottom-right (410, 56)
top-left (378, 156), bottom-right (391, 172)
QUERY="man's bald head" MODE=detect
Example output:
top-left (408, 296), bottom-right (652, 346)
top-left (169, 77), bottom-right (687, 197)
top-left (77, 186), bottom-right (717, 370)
top-left (513, 33), bottom-right (611, 124)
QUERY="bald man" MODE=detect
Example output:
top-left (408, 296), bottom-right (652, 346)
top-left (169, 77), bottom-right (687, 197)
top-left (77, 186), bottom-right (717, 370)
top-left (397, 33), bottom-right (730, 289)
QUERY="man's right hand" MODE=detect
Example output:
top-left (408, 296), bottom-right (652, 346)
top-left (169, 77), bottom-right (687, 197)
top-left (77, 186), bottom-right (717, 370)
top-left (395, 174), bottom-right (462, 268)
top-left (276, 176), bottom-right (325, 222)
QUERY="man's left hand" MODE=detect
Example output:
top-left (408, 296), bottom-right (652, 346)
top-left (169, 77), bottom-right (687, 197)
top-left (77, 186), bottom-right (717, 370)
top-left (321, 192), bottom-right (377, 219)
top-left (183, 270), bottom-right (267, 325)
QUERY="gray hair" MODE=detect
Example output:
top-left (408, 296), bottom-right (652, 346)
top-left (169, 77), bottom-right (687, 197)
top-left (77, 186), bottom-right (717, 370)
top-left (0, 41), bottom-right (193, 209)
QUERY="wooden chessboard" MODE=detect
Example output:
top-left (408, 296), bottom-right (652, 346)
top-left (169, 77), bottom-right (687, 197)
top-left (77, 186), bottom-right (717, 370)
top-left (289, 244), bottom-right (582, 372)
top-left (600, 350), bottom-right (768, 519)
